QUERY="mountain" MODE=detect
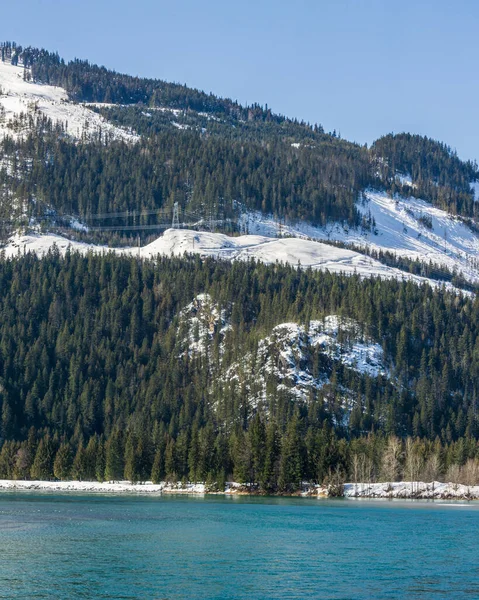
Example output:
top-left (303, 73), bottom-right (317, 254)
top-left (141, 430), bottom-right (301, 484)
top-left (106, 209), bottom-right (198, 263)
top-left (1, 40), bottom-right (479, 489)
top-left (1, 41), bottom-right (478, 291)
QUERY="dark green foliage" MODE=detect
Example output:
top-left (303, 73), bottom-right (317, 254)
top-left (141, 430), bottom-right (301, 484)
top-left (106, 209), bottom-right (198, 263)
top-left (1, 43), bottom-right (478, 244)
top-left (0, 120), bottom-right (370, 230)
top-left (374, 133), bottom-right (479, 216)
top-left (0, 252), bottom-right (477, 488)
top-left (2, 42), bottom-right (479, 491)
top-left (30, 435), bottom-right (56, 480)
top-left (53, 442), bottom-right (72, 480)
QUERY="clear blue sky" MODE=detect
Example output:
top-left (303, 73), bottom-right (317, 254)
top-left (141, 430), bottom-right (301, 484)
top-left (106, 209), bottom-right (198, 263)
top-left (2, 0), bottom-right (478, 161)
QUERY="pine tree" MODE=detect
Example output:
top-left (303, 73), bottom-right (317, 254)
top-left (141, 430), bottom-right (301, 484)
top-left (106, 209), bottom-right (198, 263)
top-left (104, 431), bottom-right (124, 481)
top-left (53, 443), bottom-right (73, 481)
top-left (31, 436), bottom-right (55, 480)
top-left (151, 448), bottom-right (164, 484)
top-left (72, 443), bottom-right (87, 481)
top-left (95, 437), bottom-right (106, 482)
top-left (124, 433), bottom-right (138, 483)
top-left (261, 420), bottom-right (280, 491)
top-left (249, 414), bottom-right (266, 485)
top-left (164, 439), bottom-right (176, 482)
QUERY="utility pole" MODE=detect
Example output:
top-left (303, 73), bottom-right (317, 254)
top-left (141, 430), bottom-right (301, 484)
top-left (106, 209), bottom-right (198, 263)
top-left (172, 202), bottom-right (180, 229)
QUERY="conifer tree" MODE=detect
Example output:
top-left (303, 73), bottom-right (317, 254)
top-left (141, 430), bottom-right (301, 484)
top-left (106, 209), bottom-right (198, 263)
top-left (53, 443), bottom-right (73, 481)
top-left (31, 436), bottom-right (55, 480)
top-left (105, 431), bottom-right (124, 481)
top-left (151, 448), bottom-right (164, 484)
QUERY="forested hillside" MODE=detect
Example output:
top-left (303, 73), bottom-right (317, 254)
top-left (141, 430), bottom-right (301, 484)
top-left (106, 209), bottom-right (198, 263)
top-left (0, 252), bottom-right (479, 488)
top-left (373, 133), bottom-right (479, 216)
top-left (0, 121), bottom-right (370, 231)
top-left (2, 40), bottom-right (478, 238)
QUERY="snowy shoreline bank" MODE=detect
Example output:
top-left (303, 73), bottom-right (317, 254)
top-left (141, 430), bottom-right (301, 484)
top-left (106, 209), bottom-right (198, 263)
top-left (1, 479), bottom-right (479, 500)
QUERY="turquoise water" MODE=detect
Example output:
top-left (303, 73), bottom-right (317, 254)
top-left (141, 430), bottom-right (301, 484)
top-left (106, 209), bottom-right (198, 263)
top-left (1, 495), bottom-right (478, 599)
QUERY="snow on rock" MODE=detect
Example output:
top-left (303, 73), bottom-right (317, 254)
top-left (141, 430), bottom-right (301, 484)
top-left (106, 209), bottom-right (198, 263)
top-left (178, 293), bottom-right (230, 356)
top-left (312, 316), bottom-right (386, 378)
top-left (0, 59), bottom-right (138, 142)
top-left (1, 229), bottom-right (466, 293)
top-left (223, 316), bottom-right (387, 407)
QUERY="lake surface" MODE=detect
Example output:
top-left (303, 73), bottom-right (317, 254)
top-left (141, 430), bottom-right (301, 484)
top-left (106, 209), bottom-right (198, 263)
top-left (0, 494), bottom-right (478, 599)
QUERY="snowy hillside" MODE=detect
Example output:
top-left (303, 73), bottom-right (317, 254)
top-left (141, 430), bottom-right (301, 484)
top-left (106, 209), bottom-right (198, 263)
top-left (176, 293), bottom-right (388, 417)
top-left (239, 189), bottom-right (479, 284)
top-left (0, 59), bottom-right (138, 142)
top-left (223, 316), bottom-right (387, 407)
top-left (2, 229), bottom-right (463, 292)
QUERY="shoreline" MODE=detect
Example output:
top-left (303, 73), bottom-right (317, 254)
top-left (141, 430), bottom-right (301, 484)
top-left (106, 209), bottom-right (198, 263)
top-left (1, 479), bottom-right (479, 500)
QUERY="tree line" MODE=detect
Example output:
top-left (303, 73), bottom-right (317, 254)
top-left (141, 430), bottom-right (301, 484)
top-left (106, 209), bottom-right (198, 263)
top-left (2, 424), bottom-right (479, 491)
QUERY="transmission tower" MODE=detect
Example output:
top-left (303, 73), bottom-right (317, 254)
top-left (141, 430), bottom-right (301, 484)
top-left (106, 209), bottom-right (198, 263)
top-left (172, 202), bottom-right (180, 229)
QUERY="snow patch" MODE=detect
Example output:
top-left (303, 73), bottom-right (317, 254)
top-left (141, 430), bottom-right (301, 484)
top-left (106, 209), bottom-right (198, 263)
top-left (0, 59), bottom-right (139, 142)
top-left (0, 479), bottom-right (205, 495)
top-left (178, 293), bottom-right (230, 357)
top-left (1, 229), bottom-right (467, 293)
top-left (70, 218), bottom-right (89, 232)
top-left (396, 173), bottom-right (417, 188)
top-left (171, 121), bottom-right (190, 130)
top-left (342, 481), bottom-right (479, 500)
top-left (238, 188), bottom-right (479, 285)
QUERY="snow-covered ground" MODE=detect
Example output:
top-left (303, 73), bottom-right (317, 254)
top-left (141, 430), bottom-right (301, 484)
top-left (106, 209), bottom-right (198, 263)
top-left (0, 59), bottom-right (138, 142)
top-left (0, 479), bottom-right (205, 494)
top-left (2, 228), bottom-right (466, 292)
top-left (1, 479), bottom-right (477, 500)
top-left (3, 228), bottom-right (465, 293)
top-left (341, 481), bottom-right (479, 500)
top-left (239, 189), bottom-right (479, 284)
top-left (3, 233), bottom-right (99, 256)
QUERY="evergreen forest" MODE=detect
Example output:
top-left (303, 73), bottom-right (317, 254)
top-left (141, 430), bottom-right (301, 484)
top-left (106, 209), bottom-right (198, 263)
top-left (0, 252), bottom-right (479, 489)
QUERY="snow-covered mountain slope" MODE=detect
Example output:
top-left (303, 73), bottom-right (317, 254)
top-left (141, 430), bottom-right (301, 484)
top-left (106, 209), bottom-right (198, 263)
top-left (0, 59), bottom-right (138, 142)
top-left (176, 294), bottom-right (388, 414)
top-left (2, 229), bottom-right (463, 292)
top-left (240, 189), bottom-right (479, 284)
top-left (224, 317), bottom-right (387, 405)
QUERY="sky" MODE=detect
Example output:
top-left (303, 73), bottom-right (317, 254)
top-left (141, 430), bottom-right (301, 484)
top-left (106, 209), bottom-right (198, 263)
top-left (2, 0), bottom-right (478, 161)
